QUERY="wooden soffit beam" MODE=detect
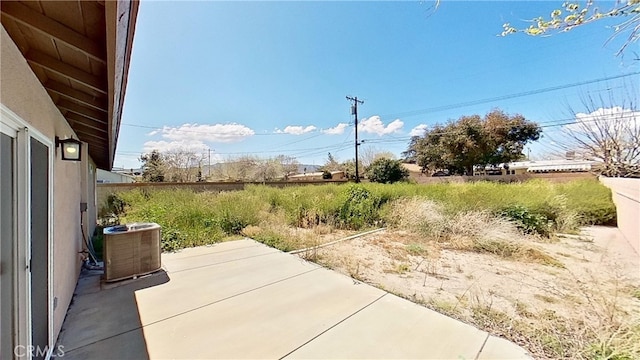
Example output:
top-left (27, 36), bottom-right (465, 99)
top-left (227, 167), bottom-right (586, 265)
top-left (67, 119), bottom-right (108, 139)
top-left (75, 129), bottom-right (109, 144)
top-left (26, 49), bottom-right (106, 94)
top-left (45, 80), bottom-right (107, 112)
top-left (57, 98), bottom-right (107, 124)
top-left (1, 1), bottom-right (106, 64)
top-left (65, 112), bottom-right (109, 133)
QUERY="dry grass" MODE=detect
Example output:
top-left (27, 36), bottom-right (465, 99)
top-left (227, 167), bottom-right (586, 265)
top-left (385, 198), bottom-right (562, 267)
top-left (316, 230), bottom-right (640, 360)
top-left (311, 199), bottom-right (639, 359)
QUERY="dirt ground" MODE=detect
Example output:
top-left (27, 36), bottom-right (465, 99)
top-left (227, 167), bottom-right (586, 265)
top-left (297, 226), bottom-right (640, 359)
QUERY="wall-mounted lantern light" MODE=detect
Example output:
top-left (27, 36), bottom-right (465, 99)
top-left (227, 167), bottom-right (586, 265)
top-left (55, 137), bottom-right (82, 161)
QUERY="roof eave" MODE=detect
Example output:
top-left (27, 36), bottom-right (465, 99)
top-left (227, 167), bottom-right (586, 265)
top-left (105, 0), bottom-right (139, 170)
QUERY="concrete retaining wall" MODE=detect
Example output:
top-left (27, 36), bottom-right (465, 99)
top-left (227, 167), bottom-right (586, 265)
top-left (599, 177), bottom-right (640, 255)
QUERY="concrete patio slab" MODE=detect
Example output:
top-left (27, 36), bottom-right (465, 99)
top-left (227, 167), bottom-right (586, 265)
top-left (135, 247), bottom-right (322, 325)
top-left (142, 268), bottom-right (385, 359)
top-left (56, 239), bottom-right (531, 359)
top-left (477, 336), bottom-right (532, 360)
top-left (283, 293), bottom-right (488, 359)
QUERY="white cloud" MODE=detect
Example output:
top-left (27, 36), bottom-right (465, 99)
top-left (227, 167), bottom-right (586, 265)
top-left (155, 123), bottom-right (255, 143)
top-left (142, 140), bottom-right (209, 154)
top-left (322, 123), bottom-right (349, 135)
top-left (275, 125), bottom-right (317, 135)
top-left (358, 116), bottom-right (404, 136)
top-left (409, 124), bottom-right (428, 137)
top-left (568, 107), bottom-right (639, 133)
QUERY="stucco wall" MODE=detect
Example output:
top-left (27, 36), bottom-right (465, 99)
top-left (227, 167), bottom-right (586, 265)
top-left (599, 177), bottom-right (640, 255)
top-left (1, 26), bottom-right (91, 340)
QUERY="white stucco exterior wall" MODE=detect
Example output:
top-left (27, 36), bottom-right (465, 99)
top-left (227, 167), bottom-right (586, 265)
top-left (1, 25), bottom-right (94, 340)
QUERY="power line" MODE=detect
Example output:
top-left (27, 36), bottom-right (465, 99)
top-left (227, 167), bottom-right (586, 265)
top-left (359, 113), bottom-right (639, 144)
top-left (378, 72), bottom-right (640, 119)
top-left (117, 112), bottom-right (638, 161)
top-left (116, 74), bottom-right (638, 164)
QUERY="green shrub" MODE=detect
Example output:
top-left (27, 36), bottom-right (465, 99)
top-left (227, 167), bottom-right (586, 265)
top-left (501, 205), bottom-right (551, 237)
top-left (98, 193), bottom-right (128, 225)
top-left (366, 158), bottom-right (409, 184)
top-left (338, 185), bottom-right (381, 229)
top-left (162, 228), bottom-right (186, 252)
top-left (92, 226), bottom-right (104, 260)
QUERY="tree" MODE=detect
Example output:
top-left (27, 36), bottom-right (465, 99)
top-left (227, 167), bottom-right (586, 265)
top-left (401, 136), bottom-right (421, 164)
top-left (502, 1), bottom-right (640, 56)
top-left (211, 155), bottom-right (300, 181)
top-left (360, 146), bottom-right (396, 169)
top-left (140, 150), bottom-right (166, 182)
top-left (366, 158), bottom-right (409, 184)
top-left (558, 89), bottom-right (639, 177)
top-left (255, 158), bottom-right (283, 182)
top-left (319, 152), bottom-right (341, 172)
top-left (341, 159), bottom-right (357, 180)
top-left (274, 155), bottom-right (300, 179)
top-left (163, 149), bottom-right (202, 182)
top-left (406, 109), bottom-right (541, 175)
top-left (319, 152), bottom-right (357, 179)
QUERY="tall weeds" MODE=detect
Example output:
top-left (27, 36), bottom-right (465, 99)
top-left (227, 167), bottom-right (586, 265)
top-left (102, 179), bottom-right (615, 252)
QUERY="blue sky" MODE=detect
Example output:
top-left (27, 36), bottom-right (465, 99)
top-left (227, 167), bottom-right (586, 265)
top-left (114, 0), bottom-right (639, 169)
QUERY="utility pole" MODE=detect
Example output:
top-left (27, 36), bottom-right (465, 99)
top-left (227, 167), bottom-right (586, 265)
top-left (205, 147), bottom-right (214, 178)
top-left (346, 96), bottom-right (364, 183)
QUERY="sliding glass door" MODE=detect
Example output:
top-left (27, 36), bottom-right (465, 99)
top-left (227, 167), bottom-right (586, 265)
top-left (1, 131), bottom-right (16, 359)
top-left (1, 106), bottom-right (53, 360)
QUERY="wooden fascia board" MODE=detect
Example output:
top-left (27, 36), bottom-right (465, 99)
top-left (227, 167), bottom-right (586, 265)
top-left (45, 80), bottom-right (107, 112)
top-left (57, 98), bottom-right (107, 124)
top-left (0, 1), bottom-right (106, 64)
top-left (105, 0), bottom-right (138, 170)
top-left (26, 49), bottom-right (107, 94)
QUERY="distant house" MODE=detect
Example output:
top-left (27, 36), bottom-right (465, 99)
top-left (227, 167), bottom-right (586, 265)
top-left (113, 167), bottom-right (143, 177)
top-left (474, 159), bottom-right (600, 176)
top-left (289, 171), bottom-right (346, 181)
top-left (402, 163), bottom-right (452, 177)
top-left (401, 163), bottom-right (423, 173)
top-left (97, 169), bottom-right (137, 183)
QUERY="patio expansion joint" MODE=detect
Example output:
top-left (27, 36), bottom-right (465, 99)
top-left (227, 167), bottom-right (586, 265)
top-left (167, 243), bottom-right (266, 260)
top-left (474, 333), bottom-right (490, 360)
top-left (167, 251), bottom-right (283, 274)
top-left (61, 266), bottom-right (321, 356)
top-left (278, 292), bottom-right (388, 360)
